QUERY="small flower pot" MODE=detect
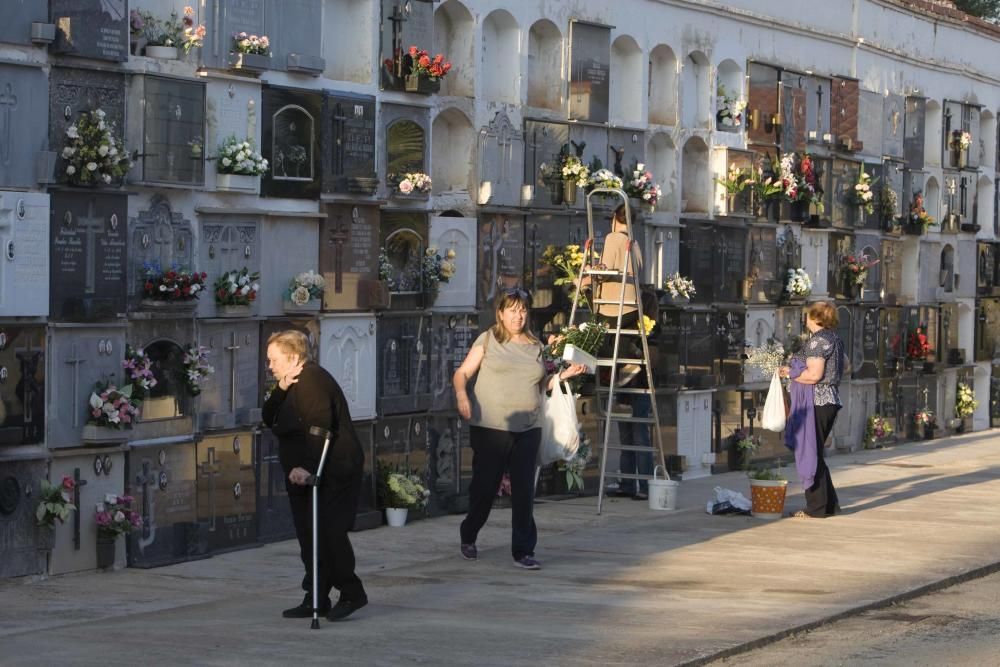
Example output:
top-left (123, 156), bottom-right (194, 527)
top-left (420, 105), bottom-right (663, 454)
top-left (282, 299), bottom-right (321, 315)
top-left (749, 478), bottom-right (788, 520)
top-left (82, 424), bottom-right (129, 444)
top-left (922, 424), bottom-right (936, 440)
top-left (230, 52), bottom-right (271, 74)
top-left (903, 223), bottom-right (924, 236)
top-left (663, 295), bottom-right (690, 307)
top-left (548, 181), bottom-right (563, 206)
top-left (216, 304), bottom-right (252, 318)
top-left (216, 173), bottom-right (259, 193)
top-left (37, 526), bottom-right (55, 552)
top-left (404, 74), bottom-right (440, 95)
top-left (960, 223), bottom-right (981, 233)
top-left (139, 298), bottom-right (198, 313)
top-left (385, 507), bottom-right (408, 527)
top-left (145, 45), bottom-right (178, 59)
top-left (96, 535), bottom-right (116, 569)
top-left (562, 180), bottom-right (579, 206)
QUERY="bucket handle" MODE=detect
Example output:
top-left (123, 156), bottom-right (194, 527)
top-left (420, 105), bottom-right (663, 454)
top-left (653, 464), bottom-right (666, 481)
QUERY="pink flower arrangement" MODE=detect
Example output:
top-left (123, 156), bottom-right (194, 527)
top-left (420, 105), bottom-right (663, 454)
top-left (624, 162), bottom-right (662, 207)
top-left (87, 380), bottom-right (140, 429)
top-left (397, 172), bottom-right (432, 194)
top-left (123, 345), bottom-right (157, 398)
top-left (95, 493), bottom-right (142, 538)
top-left (233, 32), bottom-right (270, 56)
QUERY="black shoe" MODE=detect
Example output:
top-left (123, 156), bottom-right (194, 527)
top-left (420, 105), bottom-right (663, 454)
top-left (327, 595), bottom-right (368, 621)
top-left (282, 594), bottom-right (330, 618)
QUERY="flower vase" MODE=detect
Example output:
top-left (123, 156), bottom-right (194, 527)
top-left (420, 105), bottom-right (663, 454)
top-left (145, 45), bottom-right (178, 59)
top-left (922, 424), bottom-right (936, 440)
top-left (82, 424), bottom-right (129, 444)
top-left (404, 74), bottom-right (440, 95)
top-left (562, 180), bottom-right (578, 206)
top-left (956, 418), bottom-right (968, 434)
top-left (96, 535), bottom-right (116, 569)
top-left (663, 294), bottom-right (690, 307)
top-left (230, 52), bottom-right (271, 74)
top-left (37, 525), bottom-right (55, 552)
top-left (385, 507), bottom-right (408, 527)
top-left (790, 200), bottom-right (811, 223)
top-left (952, 147), bottom-right (967, 169)
top-left (216, 304), bottom-right (252, 318)
top-left (282, 299), bottom-right (321, 315)
top-left (749, 478), bottom-right (789, 520)
top-left (548, 181), bottom-right (563, 205)
top-left (139, 298), bottom-right (198, 313)
top-left (216, 173), bottom-right (259, 193)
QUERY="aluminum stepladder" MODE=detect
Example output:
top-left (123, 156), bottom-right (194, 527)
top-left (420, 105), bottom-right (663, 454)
top-left (568, 187), bottom-right (669, 514)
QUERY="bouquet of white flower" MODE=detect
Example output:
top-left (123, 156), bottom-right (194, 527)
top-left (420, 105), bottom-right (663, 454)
top-left (285, 270), bottom-right (325, 306)
top-left (663, 273), bottom-right (696, 299)
top-left (586, 168), bottom-right (624, 193)
top-left (216, 136), bottom-right (268, 176)
top-left (61, 109), bottom-right (132, 186)
top-left (784, 268), bottom-right (813, 297)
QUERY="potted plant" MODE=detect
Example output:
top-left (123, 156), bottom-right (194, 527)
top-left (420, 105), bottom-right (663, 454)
top-left (734, 428), bottom-right (788, 518)
top-left (94, 493), bottom-right (141, 569)
top-left (377, 464), bottom-right (430, 527)
top-left (213, 267), bottom-right (260, 317)
top-left (779, 152), bottom-right (824, 223)
top-left (284, 270), bottom-right (326, 313)
top-left (715, 162), bottom-right (753, 215)
top-left (403, 45), bottom-right (451, 94)
top-left (140, 262), bottom-right (207, 311)
top-left (905, 324), bottom-right (934, 372)
top-left (60, 109), bottom-right (132, 187)
top-left (905, 193), bottom-right (937, 235)
top-left (878, 186), bottom-right (900, 232)
top-left (954, 382), bottom-right (978, 433)
top-left (749, 157), bottom-right (785, 220)
top-left (914, 409), bottom-right (936, 440)
top-left (545, 319), bottom-right (609, 378)
top-left (950, 129), bottom-right (972, 168)
top-left (35, 475), bottom-right (77, 551)
top-left (134, 6), bottom-right (204, 59)
top-left (122, 345), bottom-right (158, 402)
top-left (663, 273), bottom-right (696, 305)
top-left (230, 31), bottom-right (271, 72)
top-left (864, 414), bottom-right (895, 449)
top-left (624, 162), bottom-right (662, 212)
top-left (783, 267), bottom-right (813, 303)
top-left (215, 136), bottom-right (268, 192)
top-left (85, 380), bottom-right (140, 443)
top-left (395, 171), bottom-right (432, 198)
top-left (182, 345), bottom-right (214, 396)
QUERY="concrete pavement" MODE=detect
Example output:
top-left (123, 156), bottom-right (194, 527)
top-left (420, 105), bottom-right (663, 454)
top-left (2, 429), bottom-right (999, 666)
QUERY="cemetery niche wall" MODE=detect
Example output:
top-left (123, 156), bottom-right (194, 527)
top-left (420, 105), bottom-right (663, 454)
top-left (323, 93), bottom-right (377, 196)
top-left (0, 325), bottom-right (46, 446)
top-left (0, 459), bottom-right (49, 577)
top-left (261, 85), bottom-right (323, 199)
top-left (50, 0), bottom-right (128, 62)
top-left (127, 77), bottom-right (206, 187)
top-left (196, 431), bottom-right (257, 553)
top-left (320, 204), bottom-right (380, 311)
top-left (0, 193), bottom-right (50, 317)
top-left (0, 64), bottom-right (49, 190)
top-left (196, 322), bottom-right (261, 431)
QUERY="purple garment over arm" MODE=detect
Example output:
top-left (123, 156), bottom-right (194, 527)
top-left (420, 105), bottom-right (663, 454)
top-left (785, 358), bottom-right (817, 490)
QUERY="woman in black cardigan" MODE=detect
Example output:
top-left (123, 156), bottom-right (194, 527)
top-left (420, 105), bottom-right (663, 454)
top-left (262, 330), bottom-right (367, 621)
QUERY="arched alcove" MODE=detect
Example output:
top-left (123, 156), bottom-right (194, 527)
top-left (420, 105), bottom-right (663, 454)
top-left (647, 133), bottom-right (677, 210)
top-left (139, 339), bottom-right (189, 420)
top-left (386, 119), bottom-right (426, 185)
top-left (977, 174), bottom-right (992, 229)
top-left (434, 0), bottom-right (475, 97)
top-left (482, 10), bottom-right (520, 105)
top-left (324, 0), bottom-right (373, 83)
top-left (681, 137), bottom-right (710, 213)
top-left (527, 19), bottom-right (562, 110)
top-left (649, 44), bottom-right (678, 126)
top-left (610, 34), bottom-right (643, 124)
top-left (925, 175), bottom-right (941, 222)
top-left (432, 108), bottom-right (475, 193)
top-left (384, 227), bottom-right (425, 293)
top-left (980, 110), bottom-right (996, 171)
top-left (682, 50), bottom-right (711, 129)
top-left (861, 244), bottom-right (880, 293)
top-left (272, 105), bottom-right (315, 181)
top-left (925, 100), bottom-right (942, 167)
top-left (716, 59), bottom-right (744, 132)
top-left (940, 244), bottom-right (956, 291)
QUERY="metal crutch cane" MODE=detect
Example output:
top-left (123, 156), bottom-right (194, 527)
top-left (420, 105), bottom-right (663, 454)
top-left (306, 425), bottom-right (333, 630)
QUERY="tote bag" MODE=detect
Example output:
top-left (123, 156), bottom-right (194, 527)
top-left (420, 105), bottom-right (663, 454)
top-left (761, 370), bottom-right (787, 432)
top-left (538, 380), bottom-right (581, 465)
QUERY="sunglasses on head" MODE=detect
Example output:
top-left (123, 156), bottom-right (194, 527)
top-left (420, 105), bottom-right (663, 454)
top-left (504, 287), bottom-right (530, 299)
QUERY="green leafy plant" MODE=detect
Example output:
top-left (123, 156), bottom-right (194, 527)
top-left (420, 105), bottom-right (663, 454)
top-left (214, 268), bottom-right (260, 306)
top-left (36, 476), bottom-right (77, 528)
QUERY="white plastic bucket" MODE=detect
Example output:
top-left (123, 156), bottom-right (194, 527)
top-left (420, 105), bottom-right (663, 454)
top-left (647, 465), bottom-right (679, 511)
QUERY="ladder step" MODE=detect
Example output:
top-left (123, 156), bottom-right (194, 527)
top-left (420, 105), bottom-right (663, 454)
top-left (595, 358), bottom-right (647, 366)
top-left (584, 269), bottom-right (624, 277)
top-left (602, 444), bottom-right (659, 452)
top-left (604, 328), bottom-right (642, 335)
top-left (595, 386), bottom-right (656, 394)
top-left (605, 472), bottom-right (669, 481)
top-left (592, 299), bottom-right (639, 306)
top-left (597, 415), bottom-right (658, 424)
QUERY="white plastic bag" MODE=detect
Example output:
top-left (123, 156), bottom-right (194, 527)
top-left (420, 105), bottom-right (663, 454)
top-left (538, 380), bottom-right (581, 465)
top-left (761, 370), bottom-right (786, 432)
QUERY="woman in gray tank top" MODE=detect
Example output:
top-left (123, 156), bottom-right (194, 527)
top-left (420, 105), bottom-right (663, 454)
top-left (452, 289), bottom-right (585, 569)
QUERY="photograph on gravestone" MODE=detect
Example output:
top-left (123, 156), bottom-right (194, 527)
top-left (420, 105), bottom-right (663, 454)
top-left (747, 62), bottom-right (781, 146)
top-left (127, 443), bottom-right (203, 567)
top-left (716, 308), bottom-right (746, 387)
top-left (321, 205), bottom-right (378, 311)
top-left (0, 459), bottom-right (49, 578)
top-left (129, 195), bottom-right (195, 303)
top-left (427, 415), bottom-right (468, 515)
top-left (0, 326), bottom-right (45, 446)
top-left (804, 74), bottom-right (832, 145)
top-left (0, 193), bottom-right (49, 317)
top-left (679, 224), bottom-right (716, 304)
top-left (261, 85), bottom-right (322, 199)
top-left (429, 215), bottom-right (477, 310)
top-left (323, 93), bottom-right (377, 195)
top-left (478, 112), bottom-right (525, 208)
top-left (0, 65), bottom-right (49, 190)
top-left (50, 0), bottom-right (128, 62)
top-left (477, 214), bottom-right (525, 314)
top-left (882, 93), bottom-right (905, 160)
top-left (201, 0), bottom-right (265, 71)
top-left (47, 326), bottom-right (125, 448)
top-left (196, 432), bottom-right (257, 553)
top-left (264, 0), bottom-right (323, 74)
top-left (197, 322), bottom-right (260, 430)
top-left (379, 0), bottom-right (434, 91)
top-left (524, 120), bottom-right (569, 208)
top-left (568, 21), bottom-right (611, 124)
top-left (377, 312), bottom-right (431, 415)
top-left (196, 215), bottom-right (259, 318)
top-left (381, 212), bottom-right (428, 309)
top-left (137, 78), bottom-right (206, 186)
top-left (49, 191), bottom-right (127, 321)
top-left (430, 313), bottom-right (477, 412)
top-left (255, 429), bottom-right (295, 542)
top-left (317, 314), bottom-right (376, 422)
top-left (781, 72), bottom-right (807, 154)
top-left (746, 227), bottom-right (779, 303)
top-left (830, 76), bottom-right (860, 151)
top-left (904, 96), bottom-right (927, 170)
top-left (49, 68), bottom-right (126, 157)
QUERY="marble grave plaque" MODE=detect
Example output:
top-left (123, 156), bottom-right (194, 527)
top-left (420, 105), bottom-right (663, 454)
top-left (50, 0), bottom-right (128, 62)
top-left (129, 195), bottom-right (194, 301)
top-left (0, 65), bottom-right (48, 189)
top-left (747, 62), bottom-right (780, 146)
top-left (196, 216), bottom-right (259, 319)
top-left (264, 0), bottom-right (324, 73)
top-left (478, 111), bottom-right (525, 208)
top-left (255, 429), bottom-right (295, 542)
top-left (830, 76), bottom-right (859, 151)
top-left (318, 314), bottom-right (377, 421)
top-left (377, 312), bottom-right (431, 415)
top-left (323, 93), bottom-right (377, 195)
top-left (429, 216), bottom-right (477, 310)
top-left (320, 204), bottom-right (378, 311)
top-left (132, 77), bottom-right (206, 186)
top-left (524, 120), bottom-right (570, 207)
top-left (197, 321), bottom-right (260, 431)
top-left (478, 214), bottom-right (524, 309)
top-left (904, 97), bottom-right (926, 170)
top-left (49, 67), bottom-right (126, 154)
top-left (0, 192), bottom-right (49, 316)
top-left (0, 459), bottom-right (48, 577)
top-left (882, 93), bottom-right (905, 160)
top-left (0, 325), bottom-right (45, 446)
top-left (379, 0), bottom-right (434, 90)
top-left (0, 0), bottom-right (48, 46)
top-left (196, 432), bottom-right (257, 553)
top-left (430, 313), bottom-right (477, 412)
top-left (857, 90), bottom-right (884, 159)
top-left (261, 85), bottom-right (323, 199)
top-left (568, 21), bottom-right (611, 123)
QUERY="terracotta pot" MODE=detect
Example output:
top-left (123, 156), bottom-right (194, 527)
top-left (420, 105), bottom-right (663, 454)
top-left (749, 478), bottom-right (788, 519)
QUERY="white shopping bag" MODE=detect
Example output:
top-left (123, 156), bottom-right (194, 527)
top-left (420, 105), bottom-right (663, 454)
top-left (761, 370), bottom-right (787, 432)
top-left (538, 380), bottom-right (581, 465)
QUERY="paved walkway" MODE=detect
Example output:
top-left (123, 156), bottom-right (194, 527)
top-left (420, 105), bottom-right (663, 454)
top-left (2, 430), bottom-right (999, 666)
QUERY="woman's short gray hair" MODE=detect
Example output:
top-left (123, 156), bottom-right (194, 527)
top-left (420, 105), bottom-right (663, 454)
top-left (267, 330), bottom-right (311, 361)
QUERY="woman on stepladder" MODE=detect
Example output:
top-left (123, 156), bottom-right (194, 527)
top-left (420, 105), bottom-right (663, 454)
top-left (780, 301), bottom-right (845, 518)
top-left (452, 288), bottom-right (586, 569)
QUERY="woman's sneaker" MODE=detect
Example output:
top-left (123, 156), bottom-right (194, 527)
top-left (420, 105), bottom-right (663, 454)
top-left (513, 556), bottom-right (541, 570)
top-left (460, 543), bottom-right (478, 560)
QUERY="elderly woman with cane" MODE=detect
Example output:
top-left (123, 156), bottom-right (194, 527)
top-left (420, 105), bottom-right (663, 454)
top-left (780, 301), bottom-right (846, 518)
top-left (453, 288), bottom-right (586, 569)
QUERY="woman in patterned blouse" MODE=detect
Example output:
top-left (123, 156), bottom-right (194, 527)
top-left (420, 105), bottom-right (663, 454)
top-left (780, 301), bottom-right (845, 517)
